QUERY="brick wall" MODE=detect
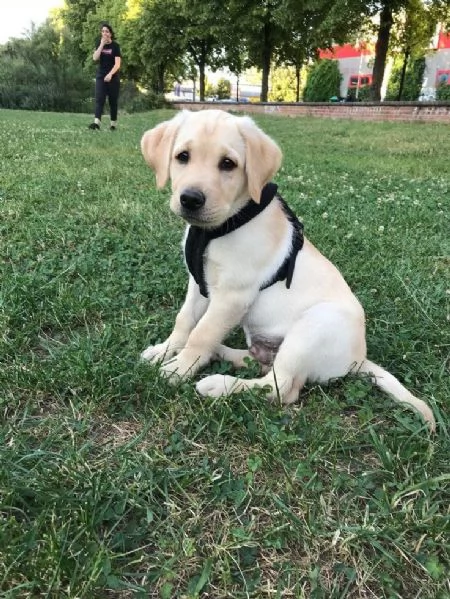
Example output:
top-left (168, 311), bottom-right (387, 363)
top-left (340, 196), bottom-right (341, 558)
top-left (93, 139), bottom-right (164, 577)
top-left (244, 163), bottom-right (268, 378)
top-left (171, 101), bottom-right (450, 123)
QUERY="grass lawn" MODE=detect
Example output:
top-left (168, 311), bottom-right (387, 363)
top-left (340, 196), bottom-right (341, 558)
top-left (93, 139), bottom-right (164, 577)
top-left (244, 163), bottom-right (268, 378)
top-left (0, 108), bottom-right (449, 598)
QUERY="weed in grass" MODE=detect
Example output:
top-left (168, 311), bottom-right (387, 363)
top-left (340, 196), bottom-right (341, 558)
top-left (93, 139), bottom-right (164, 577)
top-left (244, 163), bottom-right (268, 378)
top-left (0, 109), bottom-right (449, 598)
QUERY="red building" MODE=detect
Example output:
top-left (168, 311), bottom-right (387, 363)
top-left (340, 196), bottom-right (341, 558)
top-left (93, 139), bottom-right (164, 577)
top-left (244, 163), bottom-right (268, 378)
top-left (318, 27), bottom-right (450, 100)
top-left (319, 43), bottom-right (374, 98)
top-left (425, 28), bottom-right (450, 97)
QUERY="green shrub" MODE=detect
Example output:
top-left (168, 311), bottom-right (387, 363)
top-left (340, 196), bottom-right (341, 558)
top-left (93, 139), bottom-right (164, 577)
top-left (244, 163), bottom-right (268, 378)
top-left (119, 81), bottom-right (168, 113)
top-left (436, 82), bottom-right (450, 101)
top-left (303, 59), bottom-right (342, 102)
top-left (204, 77), bottom-right (232, 100)
top-left (0, 79), bottom-right (92, 113)
top-left (385, 56), bottom-right (425, 101)
top-left (0, 26), bottom-right (92, 112)
top-left (216, 78), bottom-right (232, 100)
top-left (356, 85), bottom-right (371, 101)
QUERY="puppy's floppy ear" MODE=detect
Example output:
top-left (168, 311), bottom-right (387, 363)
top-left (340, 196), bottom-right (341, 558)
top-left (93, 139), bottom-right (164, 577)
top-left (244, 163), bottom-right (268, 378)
top-left (141, 111), bottom-right (187, 188)
top-left (237, 116), bottom-right (282, 203)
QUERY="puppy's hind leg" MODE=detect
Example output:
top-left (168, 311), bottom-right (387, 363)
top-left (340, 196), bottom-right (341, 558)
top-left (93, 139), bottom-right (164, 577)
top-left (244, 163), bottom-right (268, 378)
top-left (196, 303), bottom-right (360, 403)
top-left (214, 344), bottom-right (253, 369)
top-left (196, 326), bottom-right (308, 403)
top-left (195, 360), bottom-right (303, 403)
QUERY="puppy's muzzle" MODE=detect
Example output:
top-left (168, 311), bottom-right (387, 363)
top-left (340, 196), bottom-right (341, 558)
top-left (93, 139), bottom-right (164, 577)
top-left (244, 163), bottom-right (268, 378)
top-left (180, 188), bottom-right (206, 212)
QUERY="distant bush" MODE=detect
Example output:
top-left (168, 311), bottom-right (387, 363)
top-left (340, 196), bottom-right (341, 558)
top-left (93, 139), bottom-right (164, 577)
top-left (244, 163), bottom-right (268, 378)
top-left (119, 81), bottom-right (168, 112)
top-left (0, 80), bottom-right (92, 113)
top-left (385, 56), bottom-right (426, 101)
top-left (204, 77), bottom-right (232, 100)
top-left (436, 82), bottom-right (450, 101)
top-left (216, 78), bottom-right (232, 100)
top-left (355, 85), bottom-right (371, 101)
top-left (0, 76), bottom-right (92, 112)
top-left (0, 25), bottom-right (92, 112)
top-left (303, 59), bottom-right (342, 102)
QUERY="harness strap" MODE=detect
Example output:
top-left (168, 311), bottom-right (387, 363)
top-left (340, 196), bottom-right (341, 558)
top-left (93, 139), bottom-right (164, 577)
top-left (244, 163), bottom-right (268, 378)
top-left (184, 183), bottom-right (304, 298)
top-left (260, 199), bottom-right (304, 291)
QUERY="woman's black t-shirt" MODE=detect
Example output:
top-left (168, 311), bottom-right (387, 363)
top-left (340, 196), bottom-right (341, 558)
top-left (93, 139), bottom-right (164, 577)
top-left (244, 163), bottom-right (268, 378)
top-left (96, 41), bottom-right (121, 78)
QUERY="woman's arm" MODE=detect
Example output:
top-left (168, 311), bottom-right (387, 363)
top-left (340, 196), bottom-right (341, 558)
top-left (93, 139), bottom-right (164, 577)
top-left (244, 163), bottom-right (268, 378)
top-left (93, 39), bottom-right (105, 61)
top-left (104, 57), bottom-right (121, 81)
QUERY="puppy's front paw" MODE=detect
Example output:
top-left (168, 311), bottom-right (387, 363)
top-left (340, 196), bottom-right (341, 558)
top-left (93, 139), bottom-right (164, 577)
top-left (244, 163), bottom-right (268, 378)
top-left (140, 342), bottom-right (174, 363)
top-left (160, 351), bottom-right (202, 382)
top-left (196, 374), bottom-right (239, 397)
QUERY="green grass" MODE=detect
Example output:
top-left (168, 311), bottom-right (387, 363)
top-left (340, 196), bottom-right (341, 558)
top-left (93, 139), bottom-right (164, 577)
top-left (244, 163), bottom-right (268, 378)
top-left (0, 108), bottom-right (449, 598)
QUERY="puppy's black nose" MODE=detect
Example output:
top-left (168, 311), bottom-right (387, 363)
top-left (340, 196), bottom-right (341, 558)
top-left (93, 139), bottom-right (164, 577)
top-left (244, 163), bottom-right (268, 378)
top-left (180, 189), bottom-right (206, 211)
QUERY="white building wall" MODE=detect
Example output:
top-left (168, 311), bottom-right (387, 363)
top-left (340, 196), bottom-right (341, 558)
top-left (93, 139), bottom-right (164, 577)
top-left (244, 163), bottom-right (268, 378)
top-left (422, 49), bottom-right (450, 98)
top-left (338, 56), bottom-right (371, 96)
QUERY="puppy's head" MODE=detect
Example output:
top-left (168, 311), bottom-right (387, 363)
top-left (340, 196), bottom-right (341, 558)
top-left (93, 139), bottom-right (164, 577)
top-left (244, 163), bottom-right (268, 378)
top-left (141, 109), bottom-right (282, 228)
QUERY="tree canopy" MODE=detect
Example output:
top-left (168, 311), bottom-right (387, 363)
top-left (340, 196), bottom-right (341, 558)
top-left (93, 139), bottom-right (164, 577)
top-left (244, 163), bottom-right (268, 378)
top-left (1, 0), bottom-right (448, 105)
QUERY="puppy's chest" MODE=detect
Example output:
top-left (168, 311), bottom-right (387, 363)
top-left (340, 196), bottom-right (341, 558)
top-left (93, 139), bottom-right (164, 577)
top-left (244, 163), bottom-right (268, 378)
top-left (205, 233), bottom-right (284, 289)
top-left (184, 228), bottom-right (254, 293)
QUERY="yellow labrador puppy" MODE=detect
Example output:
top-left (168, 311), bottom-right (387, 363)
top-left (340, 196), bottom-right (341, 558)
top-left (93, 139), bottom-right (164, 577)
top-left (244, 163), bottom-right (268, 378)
top-left (140, 109), bottom-right (435, 430)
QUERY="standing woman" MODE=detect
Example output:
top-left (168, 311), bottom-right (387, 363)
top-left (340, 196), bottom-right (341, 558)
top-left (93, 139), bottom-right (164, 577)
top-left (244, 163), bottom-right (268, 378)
top-left (89, 23), bottom-right (122, 130)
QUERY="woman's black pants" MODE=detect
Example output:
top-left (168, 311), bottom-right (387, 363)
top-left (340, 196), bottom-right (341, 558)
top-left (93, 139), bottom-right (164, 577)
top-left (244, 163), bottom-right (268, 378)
top-left (94, 75), bottom-right (120, 121)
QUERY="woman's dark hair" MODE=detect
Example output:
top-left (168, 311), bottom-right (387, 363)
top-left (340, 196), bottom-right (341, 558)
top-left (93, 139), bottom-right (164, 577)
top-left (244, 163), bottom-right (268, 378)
top-left (101, 22), bottom-right (115, 39)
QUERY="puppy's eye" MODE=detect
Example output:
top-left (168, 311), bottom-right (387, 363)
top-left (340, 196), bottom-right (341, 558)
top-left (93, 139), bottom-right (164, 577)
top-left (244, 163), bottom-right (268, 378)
top-left (219, 157), bottom-right (237, 171)
top-left (176, 151), bottom-right (189, 164)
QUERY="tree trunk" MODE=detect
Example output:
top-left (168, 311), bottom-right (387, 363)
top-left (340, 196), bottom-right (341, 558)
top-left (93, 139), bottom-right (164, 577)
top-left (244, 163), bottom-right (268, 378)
top-left (260, 22), bottom-right (272, 102)
top-left (370, 3), bottom-right (394, 101)
top-left (295, 65), bottom-right (301, 102)
top-left (157, 63), bottom-right (165, 95)
top-left (397, 47), bottom-right (410, 101)
top-left (199, 43), bottom-right (207, 101)
top-left (199, 63), bottom-right (205, 101)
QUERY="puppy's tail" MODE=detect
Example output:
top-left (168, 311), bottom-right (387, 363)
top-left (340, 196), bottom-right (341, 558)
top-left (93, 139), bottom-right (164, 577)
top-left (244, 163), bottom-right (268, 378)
top-left (357, 359), bottom-right (436, 432)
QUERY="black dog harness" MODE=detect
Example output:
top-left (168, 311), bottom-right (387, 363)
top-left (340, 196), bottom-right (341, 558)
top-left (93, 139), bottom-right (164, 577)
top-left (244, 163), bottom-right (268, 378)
top-left (184, 182), bottom-right (304, 298)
